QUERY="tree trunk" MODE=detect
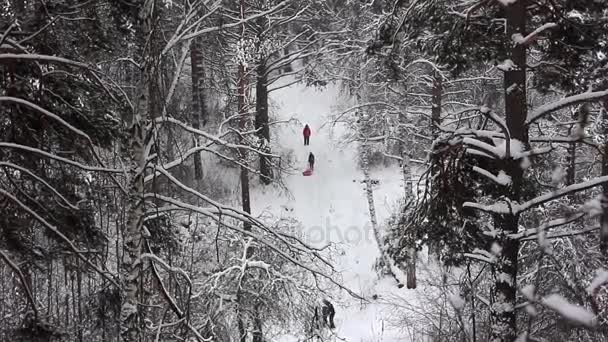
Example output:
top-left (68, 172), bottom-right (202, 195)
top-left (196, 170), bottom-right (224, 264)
top-left (431, 70), bottom-right (442, 136)
top-left (256, 58), bottom-right (272, 184)
top-left (401, 103), bottom-right (416, 289)
top-left (190, 37), bottom-right (207, 181)
top-left (120, 1), bottom-right (156, 340)
top-left (601, 99), bottom-right (608, 253)
top-left (238, 66), bottom-right (252, 232)
top-left (490, 1), bottom-right (527, 341)
top-left (237, 0), bottom-right (256, 338)
top-left (252, 303), bottom-right (263, 342)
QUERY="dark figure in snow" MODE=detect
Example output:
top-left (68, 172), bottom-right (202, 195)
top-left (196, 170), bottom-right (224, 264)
top-left (303, 124), bottom-right (311, 145)
top-left (310, 299), bottom-right (336, 333)
top-left (321, 299), bottom-right (336, 329)
top-left (308, 152), bottom-right (315, 170)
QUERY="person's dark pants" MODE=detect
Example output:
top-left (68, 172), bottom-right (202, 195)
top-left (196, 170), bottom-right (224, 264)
top-left (309, 161), bottom-right (314, 170)
top-left (304, 136), bottom-right (310, 145)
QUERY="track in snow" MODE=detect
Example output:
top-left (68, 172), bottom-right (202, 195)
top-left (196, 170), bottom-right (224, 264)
top-left (251, 79), bottom-right (416, 341)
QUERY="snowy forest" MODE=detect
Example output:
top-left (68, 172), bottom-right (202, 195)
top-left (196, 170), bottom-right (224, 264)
top-left (1, 0), bottom-right (608, 341)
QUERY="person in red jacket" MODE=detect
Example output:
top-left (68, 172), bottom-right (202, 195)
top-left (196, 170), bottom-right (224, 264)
top-left (303, 124), bottom-right (311, 145)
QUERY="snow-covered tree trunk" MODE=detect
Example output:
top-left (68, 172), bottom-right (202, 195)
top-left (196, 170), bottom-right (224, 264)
top-left (120, 2), bottom-right (156, 340)
top-left (400, 98), bottom-right (416, 289)
top-left (255, 57), bottom-right (272, 184)
top-left (427, 69), bottom-right (442, 258)
top-left (361, 146), bottom-right (382, 250)
top-left (490, 1), bottom-right (528, 340)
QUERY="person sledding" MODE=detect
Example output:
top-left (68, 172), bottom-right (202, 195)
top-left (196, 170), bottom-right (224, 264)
top-left (303, 152), bottom-right (315, 176)
top-left (303, 124), bottom-right (311, 146)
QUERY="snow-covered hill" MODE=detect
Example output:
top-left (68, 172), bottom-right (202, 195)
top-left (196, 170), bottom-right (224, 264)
top-left (250, 79), bottom-right (421, 341)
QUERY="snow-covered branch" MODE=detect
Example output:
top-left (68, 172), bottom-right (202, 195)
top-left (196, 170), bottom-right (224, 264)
top-left (0, 53), bottom-right (89, 68)
top-left (512, 23), bottom-right (557, 46)
top-left (0, 161), bottom-right (78, 210)
top-left (541, 294), bottom-right (597, 328)
top-left (472, 166), bottom-right (512, 186)
top-left (0, 143), bottom-right (123, 173)
top-left (153, 117), bottom-right (278, 158)
top-left (527, 89), bottom-right (608, 124)
top-left (518, 175), bottom-right (608, 213)
top-left (144, 195), bottom-right (362, 299)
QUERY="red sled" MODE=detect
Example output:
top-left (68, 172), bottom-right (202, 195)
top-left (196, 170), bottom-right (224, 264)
top-left (303, 169), bottom-right (313, 176)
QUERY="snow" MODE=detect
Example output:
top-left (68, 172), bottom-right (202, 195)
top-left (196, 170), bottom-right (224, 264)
top-left (496, 59), bottom-right (516, 72)
top-left (490, 242), bottom-right (503, 256)
top-left (582, 196), bottom-right (603, 218)
top-left (512, 23), bottom-right (557, 46)
top-left (541, 294), bottom-right (596, 327)
top-left (551, 166), bottom-right (566, 185)
top-left (586, 269), bottom-right (608, 295)
top-left (448, 293), bottom-right (466, 310)
top-left (250, 77), bottom-right (419, 341)
top-left (472, 166), bottom-right (511, 186)
top-left (497, 0), bottom-right (518, 6)
top-left (520, 284), bottom-right (535, 301)
top-left (496, 170), bottom-right (512, 186)
top-left (464, 137), bottom-right (529, 161)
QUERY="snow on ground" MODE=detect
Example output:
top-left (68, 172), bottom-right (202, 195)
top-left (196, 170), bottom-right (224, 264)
top-left (250, 79), bottom-right (419, 341)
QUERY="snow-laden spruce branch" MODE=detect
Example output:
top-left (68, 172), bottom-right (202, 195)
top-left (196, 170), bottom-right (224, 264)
top-left (531, 135), bottom-right (598, 148)
top-left (465, 175), bottom-right (608, 215)
top-left (0, 161), bottom-right (79, 210)
top-left (449, 128), bottom-right (504, 140)
top-left (463, 137), bottom-right (552, 160)
top-left (462, 137), bottom-right (501, 159)
top-left (514, 213), bottom-right (586, 241)
top-left (521, 225), bottom-right (599, 242)
top-left (472, 166), bottom-right (511, 186)
top-left (478, 105), bottom-right (510, 141)
top-left (0, 143), bottom-right (123, 173)
top-left (0, 188), bottom-right (118, 287)
top-left (541, 294), bottom-right (597, 328)
top-left (463, 248), bottom-right (497, 264)
top-left (526, 89), bottom-right (608, 124)
top-left (144, 194), bottom-right (362, 299)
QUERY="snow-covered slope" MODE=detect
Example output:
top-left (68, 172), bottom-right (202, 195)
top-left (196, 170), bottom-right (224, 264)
top-left (251, 79), bottom-right (415, 341)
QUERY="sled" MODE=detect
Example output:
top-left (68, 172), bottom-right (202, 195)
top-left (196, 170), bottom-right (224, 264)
top-left (303, 169), bottom-right (313, 176)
